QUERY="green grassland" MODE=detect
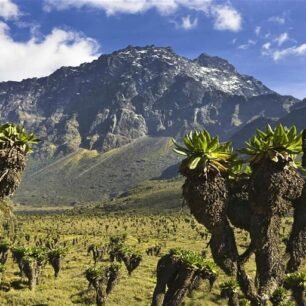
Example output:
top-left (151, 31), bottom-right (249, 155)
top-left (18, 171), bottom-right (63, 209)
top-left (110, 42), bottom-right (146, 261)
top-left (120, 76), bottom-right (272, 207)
top-left (0, 179), bottom-right (303, 306)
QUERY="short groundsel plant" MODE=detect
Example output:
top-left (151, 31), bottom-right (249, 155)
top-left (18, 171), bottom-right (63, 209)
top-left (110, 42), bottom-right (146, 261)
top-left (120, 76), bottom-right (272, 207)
top-left (172, 130), bottom-right (234, 177)
top-left (239, 124), bottom-right (302, 168)
top-left (169, 248), bottom-right (218, 274)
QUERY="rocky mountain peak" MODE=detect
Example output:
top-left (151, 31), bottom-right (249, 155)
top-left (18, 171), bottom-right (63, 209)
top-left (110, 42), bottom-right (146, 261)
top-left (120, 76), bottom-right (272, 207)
top-left (0, 45), bottom-right (300, 159)
top-left (194, 53), bottom-right (236, 73)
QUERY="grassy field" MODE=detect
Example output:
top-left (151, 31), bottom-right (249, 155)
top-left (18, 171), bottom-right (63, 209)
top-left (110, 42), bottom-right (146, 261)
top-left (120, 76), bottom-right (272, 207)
top-left (0, 179), bottom-right (304, 306)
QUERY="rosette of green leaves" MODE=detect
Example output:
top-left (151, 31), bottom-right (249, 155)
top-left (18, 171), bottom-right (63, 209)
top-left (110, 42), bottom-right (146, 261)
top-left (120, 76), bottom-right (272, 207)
top-left (219, 279), bottom-right (240, 297)
top-left (284, 272), bottom-right (306, 289)
top-left (0, 123), bottom-right (39, 154)
top-left (240, 124), bottom-right (302, 168)
top-left (48, 247), bottom-right (68, 259)
top-left (270, 287), bottom-right (288, 305)
top-left (228, 161), bottom-right (252, 181)
top-left (85, 263), bottom-right (121, 284)
top-left (172, 130), bottom-right (234, 177)
top-left (169, 248), bottom-right (218, 274)
top-left (0, 239), bottom-right (10, 253)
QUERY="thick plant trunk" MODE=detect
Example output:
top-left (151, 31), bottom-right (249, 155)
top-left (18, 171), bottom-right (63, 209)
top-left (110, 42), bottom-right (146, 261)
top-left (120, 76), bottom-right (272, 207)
top-left (248, 160), bottom-right (304, 303)
top-left (286, 186), bottom-right (306, 272)
top-left (23, 260), bottom-right (38, 290)
top-left (236, 264), bottom-right (261, 306)
top-left (250, 214), bottom-right (284, 300)
top-left (228, 178), bottom-right (251, 231)
top-left (0, 250), bottom-right (8, 264)
top-left (106, 268), bottom-right (120, 295)
top-left (96, 286), bottom-right (107, 306)
top-left (151, 255), bottom-right (178, 306)
top-left (228, 293), bottom-right (239, 306)
top-left (182, 174), bottom-right (238, 275)
top-left (210, 223), bottom-right (238, 275)
top-left (50, 255), bottom-right (62, 278)
top-left (0, 148), bottom-right (26, 198)
top-left (162, 264), bottom-right (197, 306)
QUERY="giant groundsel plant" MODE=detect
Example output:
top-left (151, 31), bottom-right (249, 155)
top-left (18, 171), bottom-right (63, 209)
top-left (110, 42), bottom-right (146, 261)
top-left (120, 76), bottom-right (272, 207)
top-left (163, 125), bottom-right (306, 306)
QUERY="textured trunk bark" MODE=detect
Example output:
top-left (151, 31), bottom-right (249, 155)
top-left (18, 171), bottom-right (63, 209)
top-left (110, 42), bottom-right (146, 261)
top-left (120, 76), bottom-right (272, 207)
top-left (228, 293), bottom-right (239, 306)
top-left (162, 264), bottom-right (196, 306)
top-left (182, 175), bottom-right (238, 275)
top-left (286, 188), bottom-right (306, 272)
top-left (96, 286), bottom-right (107, 306)
top-left (151, 255), bottom-right (178, 306)
top-left (210, 223), bottom-right (238, 275)
top-left (0, 148), bottom-right (26, 198)
top-left (250, 214), bottom-right (284, 299)
top-left (248, 160), bottom-right (304, 303)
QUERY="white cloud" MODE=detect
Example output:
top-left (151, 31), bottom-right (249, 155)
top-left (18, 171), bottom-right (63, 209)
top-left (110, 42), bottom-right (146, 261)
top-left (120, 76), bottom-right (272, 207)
top-left (177, 15), bottom-right (198, 30)
top-left (268, 16), bottom-right (285, 24)
top-left (238, 39), bottom-right (256, 50)
top-left (272, 43), bottom-right (306, 61)
top-left (43, 0), bottom-right (242, 32)
top-left (262, 42), bottom-right (271, 50)
top-left (275, 32), bottom-right (289, 46)
top-left (211, 5), bottom-right (241, 32)
top-left (0, 0), bottom-right (19, 20)
top-left (261, 42), bottom-right (271, 56)
top-left (0, 22), bottom-right (99, 82)
top-left (255, 26), bottom-right (261, 36)
top-left (43, 0), bottom-right (211, 15)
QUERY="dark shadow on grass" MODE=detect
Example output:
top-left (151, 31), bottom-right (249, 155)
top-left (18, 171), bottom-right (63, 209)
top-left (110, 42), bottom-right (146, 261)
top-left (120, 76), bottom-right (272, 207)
top-left (70, 288), bottom-right (95, 305)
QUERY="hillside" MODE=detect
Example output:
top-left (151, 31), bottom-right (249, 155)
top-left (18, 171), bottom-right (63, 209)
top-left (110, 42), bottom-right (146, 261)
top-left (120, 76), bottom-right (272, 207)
top-left (14, 136), bottom-right (180, 205)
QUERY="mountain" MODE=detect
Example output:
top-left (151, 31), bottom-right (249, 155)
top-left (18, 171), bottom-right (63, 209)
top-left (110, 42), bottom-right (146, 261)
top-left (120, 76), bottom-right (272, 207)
top-left (0, 45), bottom-right (301, 204)
top-left (231, 98), bottom-right (306, 147)
top-left (0, 45), bottom-right (299, 158)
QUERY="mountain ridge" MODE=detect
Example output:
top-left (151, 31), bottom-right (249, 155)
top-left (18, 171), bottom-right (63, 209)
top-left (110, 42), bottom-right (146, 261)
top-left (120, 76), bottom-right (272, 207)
top-left (0, 45), bottom-right (298, 159)
top-left (0, 44), bottom-right (302, 204)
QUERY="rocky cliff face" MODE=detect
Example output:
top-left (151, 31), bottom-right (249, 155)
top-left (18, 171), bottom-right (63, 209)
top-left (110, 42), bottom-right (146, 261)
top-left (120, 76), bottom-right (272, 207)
top-left (0, 45), bottom-right (300, 158)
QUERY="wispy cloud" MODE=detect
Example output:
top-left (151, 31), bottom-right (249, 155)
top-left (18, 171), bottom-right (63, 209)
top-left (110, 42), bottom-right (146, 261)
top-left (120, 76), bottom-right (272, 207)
top-left (238, 39), bottom-right (256, 50)
top-left (255, 26), bottom-right (261, 36)
top-left (43, 0), bottom-right (242, 32)
top-left (274, 32), bottom-right (289, 46)
top-left (0, 0), bottom-right (20, 20)
top-left (262, 42), bottom-right (271, 50)
top-left (272, 43), bottom-right (306, 61)
top-left (177, 15), bottom-right (198, 30)
top-left (43, 0), bottom-right (212, 15)
top-left (0, 22), bottom-right (99, 81)
top-left (268, 16), bottom-right (285, 24)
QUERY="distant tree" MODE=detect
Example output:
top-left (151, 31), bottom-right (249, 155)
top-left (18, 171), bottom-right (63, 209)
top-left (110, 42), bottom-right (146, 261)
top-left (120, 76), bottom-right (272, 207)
top-left (85, 263), bottom-right (121, 306)
top-left (48, 247), bottom-right (67, 278)
top-left (0, 239), bottom-right (10, 264)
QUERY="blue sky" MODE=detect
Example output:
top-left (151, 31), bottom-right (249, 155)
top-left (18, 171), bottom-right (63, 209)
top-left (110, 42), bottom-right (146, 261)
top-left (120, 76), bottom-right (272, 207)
top-left (0, 0), bottom-right (306, 99)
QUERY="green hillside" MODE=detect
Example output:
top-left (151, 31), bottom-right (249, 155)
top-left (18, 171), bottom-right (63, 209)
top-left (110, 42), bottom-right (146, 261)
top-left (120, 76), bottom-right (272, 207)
top-left (14, 137), bottom-right (180, 206)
